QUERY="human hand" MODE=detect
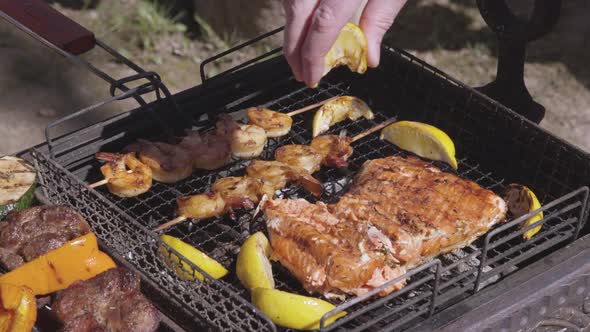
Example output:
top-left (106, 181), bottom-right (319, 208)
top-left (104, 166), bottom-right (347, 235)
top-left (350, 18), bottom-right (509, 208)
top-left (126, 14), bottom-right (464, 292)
top-left (283, 0), bottom-right (407, 87)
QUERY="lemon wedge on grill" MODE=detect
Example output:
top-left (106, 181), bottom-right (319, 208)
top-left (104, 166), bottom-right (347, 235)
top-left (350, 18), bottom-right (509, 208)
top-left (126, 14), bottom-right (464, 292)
top-left (252, 288), bottom-right (346, 330)
top-left (312, 96), bottom-right (374, 137)
top-left (380, 121), bottom-right (458, 169)
top-left (324, 23), bottom-right (368, 78)
top-left (505, 184), bottom-right (544, 240)
top-left (236, 232), bottom-right (275, 290)
top-left (160, 234), bottom-right (228, 281)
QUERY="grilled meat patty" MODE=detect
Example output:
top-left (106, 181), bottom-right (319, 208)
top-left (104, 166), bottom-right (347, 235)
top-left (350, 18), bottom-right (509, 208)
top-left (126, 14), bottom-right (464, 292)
top-left (0, 205), bottom-right (91, 270)
top-left (264, 156), bottom-right (507, 298)
top-left (54, 267), bottom-right (160, 332)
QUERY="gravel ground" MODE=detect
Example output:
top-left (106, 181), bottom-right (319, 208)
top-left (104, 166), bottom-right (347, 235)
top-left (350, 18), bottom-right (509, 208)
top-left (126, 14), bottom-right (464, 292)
top-left (1, 0), bottom-right (588, 155)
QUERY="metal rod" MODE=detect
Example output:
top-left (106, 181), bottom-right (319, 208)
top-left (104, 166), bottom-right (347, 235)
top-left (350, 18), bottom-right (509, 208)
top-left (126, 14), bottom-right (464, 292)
top-left (211, 47), bottom-right (283, 81)
top-left (96, 39), bottom-right (147, 74)
top-left (473, 235), bottom-right (490, 293)
top-left (200, 26), bottom-right (285, 82)
top-left (573, 187), bottom-right (589, 240)
top-left (45, 86), bottom-right (142, 158)
top-left (429, 262), bottom-right (442, 317)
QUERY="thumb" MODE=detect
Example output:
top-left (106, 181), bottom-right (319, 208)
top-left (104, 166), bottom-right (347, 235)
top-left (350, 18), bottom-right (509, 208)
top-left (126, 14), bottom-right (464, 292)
top-left (360, 0), bottom-right (407, 68)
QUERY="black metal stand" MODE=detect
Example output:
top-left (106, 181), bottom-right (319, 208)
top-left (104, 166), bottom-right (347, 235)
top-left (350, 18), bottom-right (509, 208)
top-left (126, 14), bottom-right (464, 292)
top-left (476, 0), bottom-right (561, 124)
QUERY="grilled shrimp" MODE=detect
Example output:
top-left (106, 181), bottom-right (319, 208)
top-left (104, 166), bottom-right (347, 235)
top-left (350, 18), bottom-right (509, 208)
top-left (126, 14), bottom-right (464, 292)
top-left (231, 124), bottom-right (267, 159)
top-left (176, 192), bottom-right (226, 220)
top-left (246, 107), bottom-right (293, 138)
top-left (179, 131), bottom-right (232, 170)
top-left (211, 176), bottom-right (274, 210)
top-left (310, 134), bottom-right (353, 168)
top-left (217, 114), bottom-right (268, 158)
top-left (274, 145), bottom-right (323, 174)
top-left (216, 114), bottom-right (241, 137)
top-left (96, 152), bottom-right (152, 197)
top-left (124, 140), bottom-right (193, 184)
top-left (246, 160), bottom-right (322, 196)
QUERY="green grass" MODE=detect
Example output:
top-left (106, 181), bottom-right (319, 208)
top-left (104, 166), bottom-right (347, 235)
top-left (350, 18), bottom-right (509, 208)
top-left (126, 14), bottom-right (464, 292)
top-left (93, 0), bottom-right (187, 53)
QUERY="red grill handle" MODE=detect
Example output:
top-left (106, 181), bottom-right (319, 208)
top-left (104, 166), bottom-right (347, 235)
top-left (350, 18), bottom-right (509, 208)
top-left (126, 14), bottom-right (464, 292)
top-left (0, 0), bottom-right (95, 55)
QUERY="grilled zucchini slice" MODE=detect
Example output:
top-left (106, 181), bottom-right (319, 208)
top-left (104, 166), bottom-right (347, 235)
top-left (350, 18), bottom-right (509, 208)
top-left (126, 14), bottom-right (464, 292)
top-left (0, 156), bottom-right (36, 220)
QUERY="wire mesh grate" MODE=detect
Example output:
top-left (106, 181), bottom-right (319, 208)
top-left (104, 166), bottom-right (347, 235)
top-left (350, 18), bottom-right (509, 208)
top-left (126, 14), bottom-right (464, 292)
top-left (27, 46), bottom-right (590, 331)
top-left (54, 79), bottom-right (588, 330)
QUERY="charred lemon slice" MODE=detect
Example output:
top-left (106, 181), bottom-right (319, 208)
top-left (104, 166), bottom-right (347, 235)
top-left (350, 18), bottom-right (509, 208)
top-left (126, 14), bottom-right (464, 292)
top-left (312, 96), bottom-right (373, 137)
top-left (324, 22), bottom-right (367, 78)
top-left (505, 184), bottom-right (543, 240)
top-left (236, 232), bottom-right (274, 290)
top-left (252, 288), bottom-right (346, 330)
top-left (380, 121), bottom-right (458, 169)
top-left (160, 234), bottom-right (228, 281)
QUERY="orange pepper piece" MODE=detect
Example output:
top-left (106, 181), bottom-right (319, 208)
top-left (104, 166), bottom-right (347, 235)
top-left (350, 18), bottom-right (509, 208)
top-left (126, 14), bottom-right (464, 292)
top-left (0, 284), bottom-right (36, 332)
top-left (0, 233), bottom-right (116, 295)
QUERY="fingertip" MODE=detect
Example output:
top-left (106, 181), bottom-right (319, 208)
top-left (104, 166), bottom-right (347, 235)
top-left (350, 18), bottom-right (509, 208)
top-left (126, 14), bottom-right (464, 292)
top-left (284, 52), bottom-right (303, 81)
top-left (367, 42), bottom-right (381, 68)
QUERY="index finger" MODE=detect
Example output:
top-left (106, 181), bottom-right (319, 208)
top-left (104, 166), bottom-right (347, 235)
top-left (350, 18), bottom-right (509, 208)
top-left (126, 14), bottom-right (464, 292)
top-left (300, 0), bottom-right (363, 87)
top-left (283, 0), bottom-right (318, 81)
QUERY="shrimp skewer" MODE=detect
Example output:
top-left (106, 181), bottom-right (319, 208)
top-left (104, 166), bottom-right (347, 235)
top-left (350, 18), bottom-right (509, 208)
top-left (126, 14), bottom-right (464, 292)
top-left (179, 130), bottom-right (232, 170)
top-left (277, 118), bottom-right (397, 172)
top-left (91, 153), bottom-right (152, 197)
top-left (211, 176), bottom-right (275, 210)
top-left (217, 114), bottom-right (268, 159)
top-left (309, 131), bottom-right (353, 168)
top-left (124, 140), bottom-right (193, 184)
top-left (246, 160), bottom-right (322, 197)
top-left (274, 145), bottom-right (323, 174)
top-left (154, 176), bottom-right (275, 232)
top-left (154, 192), bottom-right (226, 232)
top-left (154, 119), bottom-right (396, 232)
top-left (246, 97), bottom-right (337, 138)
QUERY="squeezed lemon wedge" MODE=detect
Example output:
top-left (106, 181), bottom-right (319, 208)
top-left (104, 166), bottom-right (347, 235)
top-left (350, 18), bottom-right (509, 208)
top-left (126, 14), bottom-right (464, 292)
top-left (505, 184), bottom-right (544, 240)
top-left (236, 232), bottom-right (275, 290)
top-left (324, 22), bottom-right (368, 78)
top-left (380, 121), bottom-right (458, 169)
top-left (160, 234), bottom-right (228, 281)
top-left (252, 288), bottom-right (346, 330)
top-left (312, 96), bottom-right (374, 137)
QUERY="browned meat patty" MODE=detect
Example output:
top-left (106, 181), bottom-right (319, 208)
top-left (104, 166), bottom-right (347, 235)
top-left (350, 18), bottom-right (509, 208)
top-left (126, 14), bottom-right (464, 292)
top-left (0, 205), bottom-right (91, 269)
top-left (54, 267), bottom-right (160, 332)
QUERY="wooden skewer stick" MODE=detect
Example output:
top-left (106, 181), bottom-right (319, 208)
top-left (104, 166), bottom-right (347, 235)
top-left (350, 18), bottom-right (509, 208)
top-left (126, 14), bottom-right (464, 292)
top-left (351, 117), bottom-right (398, 143)
top-left (88, 169), bottom-right (133, 189)
top-left (286, 96), bottom-right (338, 117)
top-left (153, 215), bottom-right (188, 232)
top-left (89, 178), bottom-right (109, 189)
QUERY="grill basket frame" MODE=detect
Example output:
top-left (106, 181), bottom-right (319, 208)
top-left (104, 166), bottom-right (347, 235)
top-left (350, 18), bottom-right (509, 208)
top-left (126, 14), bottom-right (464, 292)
top-left (21, 45), bottom-right (590, 332)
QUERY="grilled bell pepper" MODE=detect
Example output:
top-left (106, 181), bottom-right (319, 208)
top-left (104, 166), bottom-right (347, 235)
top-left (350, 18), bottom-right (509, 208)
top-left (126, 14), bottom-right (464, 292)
top-left (0, 233), bottom-right (116, 295)
top-left (0, 283), bottom-right (36, 332)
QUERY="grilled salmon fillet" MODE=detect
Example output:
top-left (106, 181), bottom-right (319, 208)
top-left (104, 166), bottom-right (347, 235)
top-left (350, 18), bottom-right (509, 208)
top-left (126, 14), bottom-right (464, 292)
top-left (263, 156), bottom-right (507, 298)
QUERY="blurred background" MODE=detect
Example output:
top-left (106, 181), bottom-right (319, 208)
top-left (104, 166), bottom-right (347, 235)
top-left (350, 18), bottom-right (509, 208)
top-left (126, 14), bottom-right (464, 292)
top-left (1, 0), bottom-right (588, 155)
